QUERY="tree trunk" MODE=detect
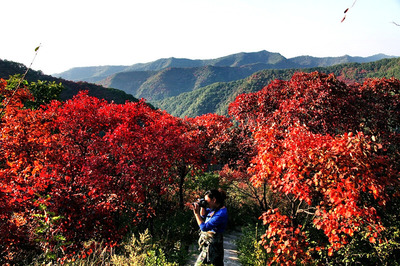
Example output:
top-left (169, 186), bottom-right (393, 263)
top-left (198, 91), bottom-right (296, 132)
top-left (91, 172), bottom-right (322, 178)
top-left (178, 164), bottom-right (187, 210)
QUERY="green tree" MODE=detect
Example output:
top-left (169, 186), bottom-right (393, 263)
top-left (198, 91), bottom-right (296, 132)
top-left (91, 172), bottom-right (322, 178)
top-left (6, 75), bottom-right (63, 109)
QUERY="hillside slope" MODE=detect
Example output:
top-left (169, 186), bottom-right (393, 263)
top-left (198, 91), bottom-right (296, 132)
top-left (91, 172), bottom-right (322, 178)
top-left (154, 57), bottom-right (400, 118)
top-left (290, 53), bottom-right (392, 67)
top-left (54, 51), bottom-right (395, 104)
top-left (100, 65), bottom-right (263, 101)
top-left (0, 59), bottom-right (137, 104)
top-left (96, 54), bottom-right (397, 101)
top-left (54, 50), bottom-right (288, 81)
top-left (54, 50), bottom-right (395, 83)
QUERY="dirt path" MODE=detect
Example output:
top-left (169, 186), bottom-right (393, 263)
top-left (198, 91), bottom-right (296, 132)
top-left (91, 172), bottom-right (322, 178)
top-left (222, 229), bottom-right (242, 265)
top-left (185, 229), bottom-right (242, 266)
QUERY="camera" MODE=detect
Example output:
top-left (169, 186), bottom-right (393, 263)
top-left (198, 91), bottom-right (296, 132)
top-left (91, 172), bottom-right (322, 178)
top-left (193, 198), bottom-right (208, 208)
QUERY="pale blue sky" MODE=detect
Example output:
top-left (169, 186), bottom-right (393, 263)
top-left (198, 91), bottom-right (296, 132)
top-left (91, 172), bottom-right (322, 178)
top-left (1, 0), bottom-right (400, 74)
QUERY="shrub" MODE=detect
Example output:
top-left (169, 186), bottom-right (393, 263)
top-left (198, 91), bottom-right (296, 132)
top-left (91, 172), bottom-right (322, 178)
top-left (236, 223), bottom-right (270, 265)
top-left (111, 229), bottom-right (178, 266)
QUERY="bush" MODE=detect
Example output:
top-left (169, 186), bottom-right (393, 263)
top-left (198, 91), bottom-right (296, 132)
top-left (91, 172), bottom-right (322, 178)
top-left (50, 229), bottom-right (179, 266)
top-left (112, 229), bottom-right (178, 266)
top-left (236, 223), bottom-right (270, 265)
top-left (150, 210), bottom-right (197, 265)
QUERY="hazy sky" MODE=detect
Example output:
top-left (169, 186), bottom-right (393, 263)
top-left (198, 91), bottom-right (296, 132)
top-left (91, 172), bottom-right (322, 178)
top-left (1, 0), bottom-right (400, 74)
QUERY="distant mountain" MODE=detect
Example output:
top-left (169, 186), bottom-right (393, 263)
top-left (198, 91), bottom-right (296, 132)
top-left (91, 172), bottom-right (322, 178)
top-left (54, 50), bottom-right (288, 82)
top-left (98, 65), bottom-right (263, 101)
top-left (54, 50), bottom-right (395, 82)
top-left (289, 53), bottom-right (393, 68)
top-left (4, 54), bottom-right (398, 120)
top-left (54, 65), bottom-right (128, 83)
top-left (153, 57), bottom-right (400, 118)
top-left (53, 51), bottom-right (396, 104)
top-left (0, 59), bottom-right (137, 104)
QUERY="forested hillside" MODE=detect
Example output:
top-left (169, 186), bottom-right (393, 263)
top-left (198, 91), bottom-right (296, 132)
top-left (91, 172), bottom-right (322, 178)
top-left (55, 50), bottom-right (393, 83)
top-left (2, 55), bottom-right (398, 117)
top-left (99, 65), bottom-right (260, 101)
top-left (88, 53), bottom-right (396, 103)
top-left (0, 59), bottom-right (137, 104)
top-left (54, 50), bottom-right (288, 81)
top-left (53, 50), bottom-right (394, 102)
top-left (154, 57), bottom-right (400, 117)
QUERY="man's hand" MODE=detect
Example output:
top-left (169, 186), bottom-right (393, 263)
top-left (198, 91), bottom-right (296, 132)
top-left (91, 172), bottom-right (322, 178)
top-left (191, 202), bottom-right (205, 226)
top-left (191, 202), bottom-right (201, 214)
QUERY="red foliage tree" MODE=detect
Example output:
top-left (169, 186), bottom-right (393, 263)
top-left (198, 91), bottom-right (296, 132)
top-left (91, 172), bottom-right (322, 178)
top-left (1, 78), bottom-right (55, 261)
top-left (182, 114), bottom-right (234, 204)
top-left (0, 87), bottom-right (208, 262)
top-left (229, 72), bottom-right (399, 264)
top-left (41, 92), bottom-right (205, 247)
top-left (185, 113), bottom-right (233, 166)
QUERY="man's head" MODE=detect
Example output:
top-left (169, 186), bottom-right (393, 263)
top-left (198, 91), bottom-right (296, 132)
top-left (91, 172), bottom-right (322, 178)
top-left (204, 189), bottom-right (226, 209)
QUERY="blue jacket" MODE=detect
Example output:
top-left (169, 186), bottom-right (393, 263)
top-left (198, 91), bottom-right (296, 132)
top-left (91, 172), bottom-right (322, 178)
top-left (199, 207), bottom-right (228, 233)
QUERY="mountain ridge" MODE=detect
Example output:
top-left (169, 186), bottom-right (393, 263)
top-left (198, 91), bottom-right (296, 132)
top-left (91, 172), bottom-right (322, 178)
top-left (97, 65), bottom-right (260, 101)
top-left (153, 57), bottom-right (400, 118)
top-left (53, 51), bottom-right (396, 102)
top-left (2, 55), bottom-right (399, 120)
top-left (54, 50), bottom-right (395, 82)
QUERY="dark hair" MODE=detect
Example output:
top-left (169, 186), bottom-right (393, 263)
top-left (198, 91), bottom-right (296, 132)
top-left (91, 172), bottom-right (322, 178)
top-left (205, 189), bottom-right (227, 206)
